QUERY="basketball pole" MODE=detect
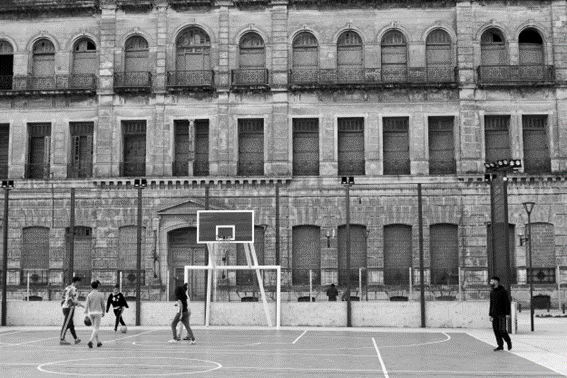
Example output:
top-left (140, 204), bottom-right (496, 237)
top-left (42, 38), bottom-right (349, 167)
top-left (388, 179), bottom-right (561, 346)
top-left (245, 242), bottom-right (272, 327)
top-left (1, 187), bottom-right (10, 326)
top-left (205, 243), bottom-right (214, 327)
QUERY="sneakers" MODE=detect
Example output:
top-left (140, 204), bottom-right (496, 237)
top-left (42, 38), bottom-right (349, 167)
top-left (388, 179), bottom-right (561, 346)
top-left (182, 336), bottom-right (191, 341)
top-left (60, 340), bottom-right (71, 345)
top-left (97, 342), bottom-right (102, 348)
top-left (493, 346), bottom-right (504, 351)
top-left (507, 341), bottom-right (512, 351)
top-left (74, 339), bottom-right (81, 345)
top-left (168, 338), bottom-right (180, 343)
top-left (88, 341), bottom-right (93, 348)
top-left (190, 340), bottom-right (196, 345)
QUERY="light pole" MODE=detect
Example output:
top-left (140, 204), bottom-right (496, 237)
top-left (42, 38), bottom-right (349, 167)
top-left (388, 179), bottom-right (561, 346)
top-left (341, 176), bottom-right (354, 327)
top-left (1, 180), bottom-right (13, 326)
top-left (522, 201), bottom-right (535, 332)
top-left (134, 178), bottom-right (147, 326)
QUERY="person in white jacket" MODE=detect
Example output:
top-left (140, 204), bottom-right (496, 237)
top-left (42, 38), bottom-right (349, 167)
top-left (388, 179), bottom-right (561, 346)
top-left (84, 280), bottom-right (105, 348)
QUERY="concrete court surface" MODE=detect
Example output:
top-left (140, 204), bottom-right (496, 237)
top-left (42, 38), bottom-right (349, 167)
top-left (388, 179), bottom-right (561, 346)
top-left (0, 310), bottom-right (565, 378)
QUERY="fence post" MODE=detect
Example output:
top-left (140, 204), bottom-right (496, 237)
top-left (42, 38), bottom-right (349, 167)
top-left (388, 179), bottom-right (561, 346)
top-left (26, 271), bottom-right (30, 301)
top-left (558, 266), bottom-right (562, 313)
top-left (418, 184), bottom-right (426, 328)
top-left (458, 267), bottom-right (463, 301)
top-left (359, 267), bottom-right (363, 301)
top-left (68, 188), bottom-right (75, 286)
top-left (1, 186), bottom-right (10, 326)
top-left (309, 269), bottom-right (313, 302)
top-left (409, 267), bottom-right (413, 301)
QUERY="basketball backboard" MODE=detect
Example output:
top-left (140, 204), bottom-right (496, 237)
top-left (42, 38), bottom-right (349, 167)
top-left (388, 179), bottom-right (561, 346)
top-left (197, 210), bottom-right (254, 243)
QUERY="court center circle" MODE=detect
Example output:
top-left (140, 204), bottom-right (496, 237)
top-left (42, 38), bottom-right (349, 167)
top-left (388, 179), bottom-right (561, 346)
top-left (37, 357), bottom-right (222, 377)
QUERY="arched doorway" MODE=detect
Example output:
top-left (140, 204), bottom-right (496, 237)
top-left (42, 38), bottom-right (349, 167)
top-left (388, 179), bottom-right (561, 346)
top-left (168, 227), bottom-right (207, 300)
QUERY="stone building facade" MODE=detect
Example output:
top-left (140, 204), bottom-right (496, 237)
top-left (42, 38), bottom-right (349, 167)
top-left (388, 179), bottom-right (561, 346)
top-left (0, 0), bottom-right (566, 303)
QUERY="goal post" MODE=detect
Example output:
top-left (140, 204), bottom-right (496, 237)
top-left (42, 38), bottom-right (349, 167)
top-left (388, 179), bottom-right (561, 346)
top-left (184, 264), bottom-right (281, 328)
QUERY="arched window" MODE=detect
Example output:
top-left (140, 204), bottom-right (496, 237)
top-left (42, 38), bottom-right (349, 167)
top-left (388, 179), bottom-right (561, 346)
top-left (168, 227), bottom-right (207, 300)
top-left (293, 32), bottom-right (318, 70)
top-left (338, 224), bottom-right (367, 286)
top-left (528, 223), bottom-right (555, 279)
top-left (125, 36), bottom-right (149, 73)
top-left (118, 226), bottom-right (146, 286)
top-left (72, 39), bottom-right (97, 75)
top-left (430, 224), bottom-right (458, 285)
top-left (519, 29), bottom-right (544, 65)
top-left (239, 32), bottom-right (265, 69)
top-left (176, 28), bottom-right (211, 72)
top-left (0, 40), bottom-right (14, 90)
top-left (22, 227), bottom-right (50, 285)
top-left (337, 31), bottom-right (363, 71)
top-left (32, 39), bottom-right (55, 76)
top-left (65, 226), bottom-right (93, 283)
top-left (426, 29), bottom-right (452, 81)
top-left (383, 224), bottom-right (411, 285)
top-left (481, 28), bottom-right (508, 65)
top-left (292, 225), bottom-right (321, 285)
top-left (381, 30), bottom-right (407, 82)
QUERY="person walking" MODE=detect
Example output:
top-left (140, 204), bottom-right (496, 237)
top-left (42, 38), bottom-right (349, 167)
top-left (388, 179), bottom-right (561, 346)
top-left (489, 276), bottom-right (512, 351)
top-left (85, 280), bottom-right (105, 348)
top-left (106, 284), bottom-right (129, 332)
top-left (60, 276), bottom-right (83, 345)
top-left (326, 284), bottom-right (339, 301)
top-left (169, 283), bottom-right (196, 344)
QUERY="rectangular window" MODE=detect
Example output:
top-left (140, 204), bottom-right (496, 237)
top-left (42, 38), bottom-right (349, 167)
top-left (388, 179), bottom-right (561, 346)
top-left (485, 115), bottom-right (510, 163)
top-left (238, 119), bottom-right (264, 176)
top-left (523, 115), bottom-right (550, 174)
top-left (0, 124), bottom-right (8, 178)
top-left (194, 120), bottom-right (209, 176)
top-left (428, 116), bottom-right (455, 174)
top-left (293, 118), bottom-right (319, 176)
top-left (27, 123), bottom-right (51, 179)
top-left (383, 117), bottom-right (410, 175)
top-left (173, 120), bottom-right (190, 176)
top-left (338, 117), bottom-right (364, 176)
top-left (122, 120), bottom-right (146, 177)
top-left (68, 122), bottom-right (93, 178)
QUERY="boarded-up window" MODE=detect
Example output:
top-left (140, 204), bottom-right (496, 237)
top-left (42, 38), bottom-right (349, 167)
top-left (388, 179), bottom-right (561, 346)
top-left (0, 41), bottom-right (14, 90)
top-left (293, 32), bottom-right (318, 69)
top-left (173, 120), bottom-right (190, 176)
top-left (118, 226), bottom-right (146, 270)
top-left (384, 224), bottom-right (412, 285)
top-left (238, 119), bottom-right (264, 176)
top-left (429, 116), bottom-right (455, 174)
top-left (194, 120), bottom-right (209, 176)
top-left (32, 39), bottom-right (55, 76)
top-left (69, 122), bottom-right (93, 178)
top-left (22, 227), bottom-right (50, 270)
top-left (338, 118), bottom-right (364, 175)
top-left (65, 226), bottom-right (92, 282)
top-left (176, 28), bottom-right (211, 71)
top-left (519, 29), bottom-right (544, 65)
top-left (122, 120), bottom-right (146, 177)
top-left (168, 227), bottom-right (207, 300)
top-left (529, 223), bottom-right (555, 268)
top-left (381, 30), bottom-right (407, 82)
top-left (0, 124), bottom-right (8, 178)
top-left (485, 116), bottom-right (510, 163)
top-left (523, 115), bottom-right (550, 174)
top-left (73, 39), bottom-right (97, 75)
top-left (337, 31), bottom-right (362, 69)
top-left (481, 29), bottom-right (508, 65)
top-left (239, 33), bottom-right (265, 69)
top-left (125, 36), bottom-right (149, 72)
top-left (430, 224), bottom-right (458, 285)
top-left (293, 118), bottom-right (319, 176)
top-left (383, 117), bottom-right (410, 175)
top-left (292, 226), bottom-right (321, 285)
top-left (27, 123), bottom-right (51, 179)
top-left (236, 226), bottom-right (265, 285)
top-left (337, 225), bottom-right (367, 286)
top-left (487, 224), bottom-right (516, 284)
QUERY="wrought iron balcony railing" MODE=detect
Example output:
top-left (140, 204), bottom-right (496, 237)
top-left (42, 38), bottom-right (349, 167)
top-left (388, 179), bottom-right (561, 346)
top-left (119, 162), bottom-right (146, 177)
top-left (168, 0), bottom-right (214, 7)
top-left (231, 69), bottom-right (269, 87)
top-left (0, 74), bottom-right (97, 93)
top-left (383, 159), bottom-right (411, 175)
top-left (114, 72), bottom-right (152, 92)
top-left (115, 0), bottom-right (153, 10)
top-left (429, 158), bottom-right (456, 175)
top-left (477, 65), bottom-right (555, 85)
top-left (25, 163), bottom-right (50, 179)
top-left (289, 66), bottom-right (457, 88)
top-left (0, 0), bottom-right (98, 13)
top-left (67, 163), bottom-right (93, 179)
top-left (524, 157), bottom-right (551, 174)
top-left (167, 70), bottom-right (214, 91)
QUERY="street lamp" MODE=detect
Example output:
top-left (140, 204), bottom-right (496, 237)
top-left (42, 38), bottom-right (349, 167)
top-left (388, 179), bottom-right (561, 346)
top-left (341, 176), bottom-right (354, 327)
top-left (522, 201), bottom-right (535, 332)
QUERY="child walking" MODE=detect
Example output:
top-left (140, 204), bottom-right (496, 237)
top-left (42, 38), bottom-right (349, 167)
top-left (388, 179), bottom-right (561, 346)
top-left (106, 284), bottom-right (129, 332)
top-left (169, 283), bottom-right (196, 344)
top-left (85, 280), bottom-right (105, 348)
top-left (60, 276), bottom-right (83, 345)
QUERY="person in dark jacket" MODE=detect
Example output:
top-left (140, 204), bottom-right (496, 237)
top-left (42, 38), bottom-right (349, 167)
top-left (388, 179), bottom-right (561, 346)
top-left (106, 285), bottom-right (129, 332)
top-left (489, 276), bottom-right (512, 351)
top-left (169, 283), bottom-right (196, 344)
top-left (326, 284), bottom-right (338, 301)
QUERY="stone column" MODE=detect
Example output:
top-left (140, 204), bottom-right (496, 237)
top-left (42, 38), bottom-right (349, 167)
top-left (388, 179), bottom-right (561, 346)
top-left (153, 1), bottom-right (168, 176)
top-left (551, 1), bottom-right (567, 172)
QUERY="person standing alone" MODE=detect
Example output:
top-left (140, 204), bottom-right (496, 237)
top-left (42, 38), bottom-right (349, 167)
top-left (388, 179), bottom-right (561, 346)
top-left (169, 283), bottom-right (196, 344)
top-left (489, 276), bottom-right (512, 351)
top-left (85, 280), bottom-right (105, 348)
top-left (106, 284), bottom-right (129, 332)
top-left (60, 276), bottom-right (83, 345)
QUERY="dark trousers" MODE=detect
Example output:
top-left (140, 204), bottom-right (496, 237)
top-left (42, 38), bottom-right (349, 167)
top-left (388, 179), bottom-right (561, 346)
top-left (492, 316), bottom-right (511, 347)
top-left (60, 307), bottom-right (77, 340)
top-left (113, 308), bottom-right (126, 331)
top-left (171, 310), bottom-right (194, 340)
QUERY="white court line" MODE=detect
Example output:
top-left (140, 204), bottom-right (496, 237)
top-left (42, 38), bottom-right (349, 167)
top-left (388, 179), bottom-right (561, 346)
top-left (292, 330), bottom-right (307, 344)
top-left (105, 329), bottom-right (158, 343)
top-left (372, 337), bottom-right (390, 378)
top-left (10, 336), bottom-right (60, 346)
top-left (466, 332), bottom-right (567, 378)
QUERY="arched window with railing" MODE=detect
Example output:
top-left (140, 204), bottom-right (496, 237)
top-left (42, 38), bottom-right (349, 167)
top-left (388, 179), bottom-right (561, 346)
top-left (519, 28), bottom-right (548, 81)
top-left (31, 39), bottom-right (55, 90)
top-left (0, 40), bottom-right (14, 90)
top-left (172, 27), bottom-right (212, 87)
top-left (119, 36), bottom-right (150, 89)
top-left (381, 30), bottom-right (407, 82)
top-left (426, 29), bottom-right (453, 82)
top-left (71, 38), bottom-right (97, 89)
top-left (337, 30), bottom-right (363, 82)
top-left (235, 32), bottom-right (266, 85)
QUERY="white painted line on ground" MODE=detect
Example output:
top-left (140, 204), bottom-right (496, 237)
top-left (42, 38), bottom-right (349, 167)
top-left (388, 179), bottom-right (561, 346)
top-left (292, 330), bottom-right (307, 344)
top-left (372, 337), bottom-right (390, 378)
top-left (105, 329), bottom-right (158, 343)
top-left (10, 336), bottom-right (59, 346)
